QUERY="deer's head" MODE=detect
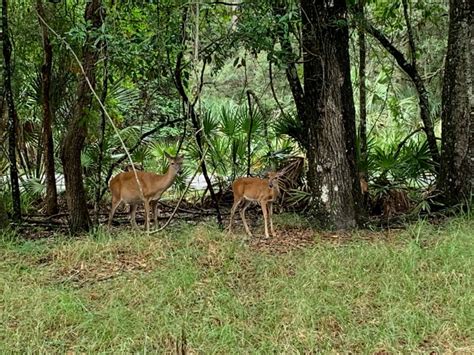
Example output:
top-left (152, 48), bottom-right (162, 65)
top-left (164, 152), bottom-right (184, 173)
top-left (267, 171), bottom-right (283, 188)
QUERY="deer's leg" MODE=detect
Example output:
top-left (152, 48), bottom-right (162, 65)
top-left (260, 200), bottom-right (270, 238)
top-left (268, 201), bottom-right (276, 237)
top-left (129, 204), bottom-right (138, 229)
top-left (240, 201), bottom-right (252, 237)
top-left (144, 199), bottom-right (151, 231)
top-left (228, 198), bottom-right (242, 233)
top-left (108, 197), bottom-right (121, 227)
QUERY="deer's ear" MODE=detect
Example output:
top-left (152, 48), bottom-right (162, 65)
top-left (178, 155), bottom-right (185, 162)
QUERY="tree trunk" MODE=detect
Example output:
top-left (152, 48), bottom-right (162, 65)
top-left (470, 4), bottom-right (474, 196)
top-left (173, 8), bottom-right (223, 227)
top-left (438, 0), bottom-right (473, 205)
top-left (61, 0), bottom-right (103, 234)
top-left (301, 0), bottom-right (359, 229)
top-left (358, 1), bottom-right (367, 178)
top-left (37, 0), bottom-right (58, 215)
top-left (2, 0), bottom-right (21, 220)
top-left (94, 42), bottom-right (108, 223)
top-left (0, 201), bottom-right (7, 228)
top-left (246, 90), bottom-right (253, 176)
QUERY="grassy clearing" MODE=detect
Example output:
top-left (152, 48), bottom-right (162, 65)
top-left (1, 215), bottom-right (473, 353)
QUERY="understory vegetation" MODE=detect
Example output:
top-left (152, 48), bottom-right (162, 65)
top-left (1, 0), bottom-right (472, 231)
top-left (1, 214), bottom-right (473, 353)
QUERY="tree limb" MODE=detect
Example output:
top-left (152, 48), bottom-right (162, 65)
top-left (401, 0), bottom-right (416, 67)
top-left (365, 21), bottom-right (440, 166)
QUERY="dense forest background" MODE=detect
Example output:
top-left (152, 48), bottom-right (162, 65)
top-left (0, 0), bottom-right (472, 233)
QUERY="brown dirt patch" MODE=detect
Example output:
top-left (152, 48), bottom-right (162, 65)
top-left (247, 226), bottom-right (316, 254)
top-left (246, 226), bottom-right (404, 254)
top-left (58, 249), bottom-right (155, 287)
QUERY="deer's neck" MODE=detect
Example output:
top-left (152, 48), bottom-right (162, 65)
top-left (268, 179), bottom-right (280, 197)
top-left (159, 166), bottom-right (179, 191)
top-left (272, 184), bottom-right (280, 197)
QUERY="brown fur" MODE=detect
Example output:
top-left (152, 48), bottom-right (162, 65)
top-left (228, 172), bottom-right (281, 238)
top-left (108, 153), bottom-right (184, 231)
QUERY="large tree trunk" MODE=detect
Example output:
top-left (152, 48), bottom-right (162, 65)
top-left (301, 0), bottom-right (359, 229)
top-left (470, 4), bottom-right (474, 196)
top-left (2, 0), bottom-right (21, 220)
top-left (61, 0), bottom-right (103, 234)
top-left (438, 0), bottom-right (473, 205)
top-left (37, 0), bottom-right (58, 215)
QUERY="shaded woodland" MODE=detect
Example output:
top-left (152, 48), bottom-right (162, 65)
top-left (0, 0), bottom-right (472, 234)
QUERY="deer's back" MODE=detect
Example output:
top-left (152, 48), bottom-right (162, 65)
top-left (110, 171), bottom-right (165, 202)
top-left (232, 177), bottom-right (278, 201)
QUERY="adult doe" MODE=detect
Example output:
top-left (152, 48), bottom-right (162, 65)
top-left (108, 152), bottom-right (184, 231)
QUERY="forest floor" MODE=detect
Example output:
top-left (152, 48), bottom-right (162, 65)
top-left (1, 213), bottom-right (473, 353)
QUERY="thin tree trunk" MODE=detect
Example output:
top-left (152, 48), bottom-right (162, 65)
top-left (37, 0), bottom-right (58, 215)
top-left (246, 90), bottom-right (253, 176)
top-left (61, 0), bottom-right (103, 234)
top-left (438, 0), bottom-right (472, 205)
top-left (173, 8), bottom-right (223, 227)
top-left (358, 1), bottom-right (367, 178)
top-left (247, 90), bottom-right (272, 155)
top-left (2, 0), bottom-right (21, 220)
top-left (95, 42), bottom-right (108, 222)
top-left (0, 201), bottom-right (7, 228)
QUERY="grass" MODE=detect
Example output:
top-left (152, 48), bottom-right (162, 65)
top-left (0, 215), bottom-right (473, 353)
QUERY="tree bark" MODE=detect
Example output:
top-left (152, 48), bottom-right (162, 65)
top-left (438, 0), bottom-right (473, 205)
top-left (37, 0), bottom-right (58, 215)
top-left (246, 90), bottom-right (253, 176)
top-left (0, 201), bottom-right (7, 228)
top-left (61, 0), bottom-right (103, 234)
top-left (358, 1), bottom-right (367, 178)
top-left (2, 0), bottom-right (21, 220)
top-left (300, 0), bottom-right (360, 229)
top-left (95, 41), bottom-right (108, 222)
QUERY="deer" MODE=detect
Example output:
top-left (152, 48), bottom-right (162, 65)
top-left (228, 171), bottom-right (282, 238)
top-left (108, 152), bottom-right (184, 231)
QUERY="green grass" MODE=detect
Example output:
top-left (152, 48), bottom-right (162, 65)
top-left (1, 215), bottom-right (473, 353)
